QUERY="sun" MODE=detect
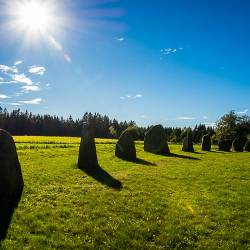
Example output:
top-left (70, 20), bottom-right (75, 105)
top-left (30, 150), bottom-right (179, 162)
top-left (16, 1), bottom-right (52, 32)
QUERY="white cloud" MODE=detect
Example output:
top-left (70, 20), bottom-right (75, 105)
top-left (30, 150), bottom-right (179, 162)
top-left (120, 94), bottom-right (143, 100)
top-left (19, 98), bottom-right (42, 105)
top-left (0, 94), bottom-right (10, 99)
top-left (0, 64), bottom-right (18, 74)
top-left (115, 37), bottom-right (125, 41)
top-left (0, 77), bottom-right (4, 81)
top-left (202, 116), bottom-right (208, 120)
top-left (14, 60), bottom-right (23, 66)
top-left (134, 94), bottom-right (143, 99)
top-left (176, 116), bottom-right (196, 120)
top-left (12, 73), bottom-right (33, 85)
top-left (0, 80), bottom-right (18, 84)
top-left (237, 109), bottom-right (248, 115)
top-left (28, 66), bottom-right (46, 75)
top-left (205, 122), bottom-right (216, 127)
top-left (10, 103), bottom-right (22, 106)
top-left (21, 85), bottom-right (41, 92)
top-left (161, 47), bottom-right (183, 55)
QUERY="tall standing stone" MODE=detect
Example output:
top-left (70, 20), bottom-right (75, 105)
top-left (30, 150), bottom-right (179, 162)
top-left (115, 129), bottom-right (136, 161)
top-left (245, 140), bottom-right (250, 152)
top-left (182, 135), bottom-right (194, 152)
top-left (0, 129), bottom-right (24, 199)
top-left (0, 129), bottom-right (24, 240)
top-left (144, 125), bottom-right (170, 154)
top-left (201, 134), bottom-right (211, 151)
top-left (232, 137), bottom-right (247, 152)
top-left (218, 139), bottom-right (232, 152)
top-left (78, 124), bottom-right (98, 170)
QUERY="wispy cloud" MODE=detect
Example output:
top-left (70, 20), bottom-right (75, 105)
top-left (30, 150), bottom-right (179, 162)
top-left (1, 61), bottom-right (47, 105)
top-left (10, 103), bottom-right (22, 106)
top-left (237, 109), bottom-right (248, 115)
top-left (0, 64), bottom-right (18, 74)
top-left (161, 47), bottom-right (183, 55)
top-left (12, 73), bottom-right (33, 85)
top-left (19, 98), bottom-right (42, 105)
top-left (28, 66), bottom-right (46, 75)
top-left (120, 94), bottom-right (143, 100)
top-left (115, 37), bottom-right (125, 42)
top-left (0, 94), bottom-right (10, 99)
top-left (14, 60), bottom-right (23, 66)
top-left (21, 85), bottom-right (41, 93)
top-left (176, 116), bottom-right (196, 120)
top-left (205, 122), bottom-right (216, 127)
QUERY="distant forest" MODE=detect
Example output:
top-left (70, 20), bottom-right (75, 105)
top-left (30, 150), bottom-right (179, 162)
top-left (0, 107), bottom-right (214, 143)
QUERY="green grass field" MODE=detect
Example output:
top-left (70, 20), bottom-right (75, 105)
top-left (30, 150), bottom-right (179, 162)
top-left (1, 136), bottom-right (250, 249)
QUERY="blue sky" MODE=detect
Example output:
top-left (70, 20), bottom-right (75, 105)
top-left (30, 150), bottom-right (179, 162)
top-left (0, 0), bottom-right (249, 127)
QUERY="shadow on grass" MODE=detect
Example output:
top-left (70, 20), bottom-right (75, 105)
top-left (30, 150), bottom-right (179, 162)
top-left (135, 158), bottom-right (157, 166)
top-left (79, 165), bottom-right (122, 190)
top-left (0, 192), bottom-right (23, 241)
top-left (164, 152), bottom-right (200, 160)
top-left (210, 150), bottom-right (225, 153)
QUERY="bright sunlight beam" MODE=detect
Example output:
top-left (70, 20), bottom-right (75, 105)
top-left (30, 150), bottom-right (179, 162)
top-left (3, 0), bottom-right (72, 63)
top-left (17, 1), bottom-right (52, 32)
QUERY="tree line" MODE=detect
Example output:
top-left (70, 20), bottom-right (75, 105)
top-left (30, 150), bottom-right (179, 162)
top-left (0, 106), bottom-right (218, 143)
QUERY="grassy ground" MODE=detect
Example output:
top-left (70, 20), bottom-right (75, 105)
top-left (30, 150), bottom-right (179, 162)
top-left (1, 136), bottom-right (249, 249)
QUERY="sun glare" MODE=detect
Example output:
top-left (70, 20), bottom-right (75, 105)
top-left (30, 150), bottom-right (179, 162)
top-left (17, 1), bottom-right (52, 32)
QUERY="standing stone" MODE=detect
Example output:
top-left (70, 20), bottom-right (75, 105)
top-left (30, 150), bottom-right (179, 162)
top-left (201, 134), bottom-right (211, 151)
top-left (144, 125), bottom-right (170, 154)
top-left (0, 129), bottom-right (24, 240)
top-left (115, 129), bottom-right (136, 161)
top-left (218, 139), bottom-right (232, 152)
top-left (0, 129), bottom-right (24, 199)
top-left (78, 124), bottom-right (98, 170)
top-left (232, 137), bottom-right (247, 152)
top-left (245, 140), bottom-right (250, 152)
top-left (182, 135), bottom-right (194, 152)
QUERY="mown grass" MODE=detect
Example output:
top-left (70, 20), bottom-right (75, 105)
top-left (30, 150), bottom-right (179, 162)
top-left (1, 137), bottom-right (249, 249)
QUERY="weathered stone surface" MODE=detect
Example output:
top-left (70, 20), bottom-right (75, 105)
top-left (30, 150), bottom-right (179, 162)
top-left (182, 135), bottom-right (194, 152)
top-left (0, 129), bottom-right (24, 240)
top-left (0, 129), bottom-right (24, 198)
top-left (245, 140), bottom-right (250, 152)
top-left (218, 139), bottom-right (232, 152)
top-left (115, 129), bottom-right (136, 161)
top-left (144, 125), bottom-right (170, 154)
top-left (78, 124), bottom-right (98, 170)
top-left (201, 134), bottom-right (211, 151)
top-left (232, 137), bottom-right (247, 152)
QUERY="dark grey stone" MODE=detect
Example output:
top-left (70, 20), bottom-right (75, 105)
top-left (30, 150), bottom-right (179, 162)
top-left (0, 129), bottom-right (24, 199)
top-left (0, 129), bottom-right (24, 240)
top-left (144, 125), bottom-right (170, 154)
top-left (201, 134), bottom-right (211, 151)
top-left (115, 129), bottom-right (136, 161)
top-left (182, 135), bottom-right (194, 152)
top-left (78, 124), bottom-right (98, 170)
top-left (232, 137), bottom-right (247, 152)
top-left (218, 139), bottom-right (232, 152)
top-left (245, 140), bottom-right (250, 152)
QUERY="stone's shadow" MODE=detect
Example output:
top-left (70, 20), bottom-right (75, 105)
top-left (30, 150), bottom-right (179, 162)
top-left (192, 151), bottom-right (205, 154)
top-left (166, 153), bottom-right (200, 160)
top-left (0, 192), bottom-right (23, 241)
top-left (135, 158), bottom-right (156, 166)
top-left (144, 151), bottom-right (200, 160)
top-left (210, 150), bottom-right (225, 153)
top-left (79, 165), bottom-right (122, 190)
